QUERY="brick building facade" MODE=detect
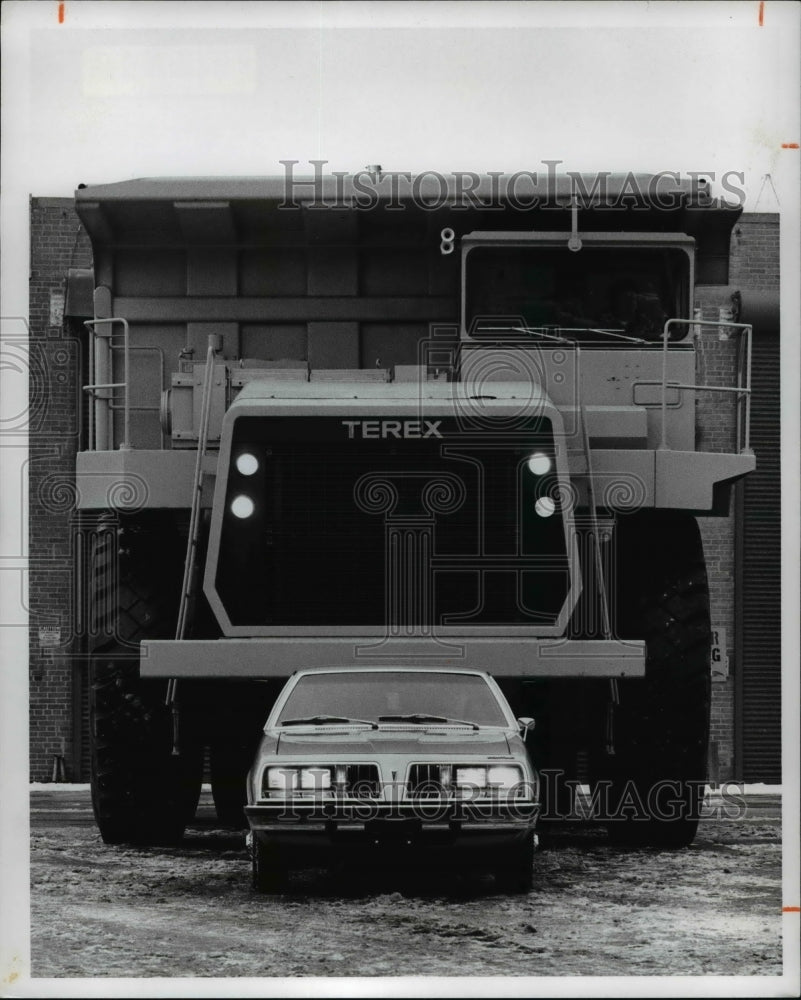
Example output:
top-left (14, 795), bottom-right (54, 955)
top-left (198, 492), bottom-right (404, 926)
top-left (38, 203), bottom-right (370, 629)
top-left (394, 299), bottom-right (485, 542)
top-left (698, 214), bottom-right (780, 782)
top-left (28, 199), bottom-right (92, 781)
top-left (25, 197), bottom-right (781, 782)
top-left (730, 214), bottom-right (781, 291)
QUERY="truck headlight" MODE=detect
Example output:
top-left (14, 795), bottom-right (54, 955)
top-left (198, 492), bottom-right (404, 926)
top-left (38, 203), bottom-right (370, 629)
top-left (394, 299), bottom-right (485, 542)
top-left (230, 495), bottom-right (255, 519)
top-left (236, 452), bottom-right (259, 476)
top-left (526, 452), bottom-right (552, 476)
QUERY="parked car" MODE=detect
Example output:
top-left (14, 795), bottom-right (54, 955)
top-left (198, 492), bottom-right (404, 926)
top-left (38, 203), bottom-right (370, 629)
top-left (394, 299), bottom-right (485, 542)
top-left (245, 666), bottom-right (539, 892)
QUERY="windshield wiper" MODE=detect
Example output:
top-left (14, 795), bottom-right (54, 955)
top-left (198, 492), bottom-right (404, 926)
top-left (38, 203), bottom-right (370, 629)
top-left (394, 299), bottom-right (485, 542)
top-left (572, 326), bottom-right (649, 344)
top-left (477, 322), bottom-right (650, 346)
top-left (377, 714), bottom-right (479, 730)
top-left (471, 324), bottom-right (571, 344)
top-left (280, 715), bottom-right (378, 729)
top-left (510, 325), bottom-right (571, 344)
top-left (514, 324), bottom-right (649, 345)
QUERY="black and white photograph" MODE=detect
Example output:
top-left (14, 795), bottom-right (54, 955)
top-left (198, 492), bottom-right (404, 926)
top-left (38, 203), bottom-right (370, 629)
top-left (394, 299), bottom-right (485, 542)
top-left (1, 2), bottom-right (799, 996)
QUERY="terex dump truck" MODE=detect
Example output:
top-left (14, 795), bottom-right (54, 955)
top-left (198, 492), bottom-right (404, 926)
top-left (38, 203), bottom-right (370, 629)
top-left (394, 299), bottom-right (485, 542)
top-left (73, 172), bottom-right (756, 848)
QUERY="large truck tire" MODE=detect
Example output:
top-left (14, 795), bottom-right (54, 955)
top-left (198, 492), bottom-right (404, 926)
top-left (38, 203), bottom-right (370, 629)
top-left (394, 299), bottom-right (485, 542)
top-left (602, 511), bottom-right (711, 848)
top-left (91, 659), bottom-right (203, 845)
top-left (208, 683), bottom-right (278, 828)
top-left (210, 742), bottom-right (251, 829)
top-left (88, 514), bottom-right (203, 845)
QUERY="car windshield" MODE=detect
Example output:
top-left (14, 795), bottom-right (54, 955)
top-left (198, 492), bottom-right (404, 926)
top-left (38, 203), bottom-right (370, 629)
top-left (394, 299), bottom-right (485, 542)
top-left (275, 672), bottom-right (509, 727)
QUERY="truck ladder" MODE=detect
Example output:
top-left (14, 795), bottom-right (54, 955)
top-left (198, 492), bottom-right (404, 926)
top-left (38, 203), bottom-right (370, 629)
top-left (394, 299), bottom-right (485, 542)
top-left (579, 405), bottom-right (612, 642)
top-left (577, 350), bottom-right (618, 753)
top-left (166, 339), bottom-right (218, 751)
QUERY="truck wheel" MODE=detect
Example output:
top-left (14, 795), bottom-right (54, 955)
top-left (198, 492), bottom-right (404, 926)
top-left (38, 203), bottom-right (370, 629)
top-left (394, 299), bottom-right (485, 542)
top-left (494, 833), bottom-right (535, 893)
top-left (604, 512), bottom-right (711, 848)
top-left (91, 659), bottom-right (203, 844)
top-left (210, 743), bottom-right (251, 829)
top-left (252, 837), bottom-right (288, 893)
top-left (88, 515), bottom-right (203, 845)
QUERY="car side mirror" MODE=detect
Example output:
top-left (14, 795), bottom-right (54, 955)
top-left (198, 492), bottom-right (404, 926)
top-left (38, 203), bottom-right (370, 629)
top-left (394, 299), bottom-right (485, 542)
top-left (517, 717), bottom-right (535, 739)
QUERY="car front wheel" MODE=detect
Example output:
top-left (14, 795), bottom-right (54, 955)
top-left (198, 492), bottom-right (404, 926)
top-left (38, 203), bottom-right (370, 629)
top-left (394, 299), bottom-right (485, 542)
top-left (494, 832), bottom-right (535, 894)
top-left (251, 836), bottom-right (289, 894)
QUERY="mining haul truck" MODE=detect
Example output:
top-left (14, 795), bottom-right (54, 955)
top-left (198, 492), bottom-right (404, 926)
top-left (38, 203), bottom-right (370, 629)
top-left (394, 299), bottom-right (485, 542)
top-left (71, 171), bottom-right (758, 849)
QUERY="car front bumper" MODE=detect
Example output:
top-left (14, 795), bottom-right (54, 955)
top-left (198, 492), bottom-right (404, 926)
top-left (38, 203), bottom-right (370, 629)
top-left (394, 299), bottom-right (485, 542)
top-left (245, 800), bottom-right (538, 856)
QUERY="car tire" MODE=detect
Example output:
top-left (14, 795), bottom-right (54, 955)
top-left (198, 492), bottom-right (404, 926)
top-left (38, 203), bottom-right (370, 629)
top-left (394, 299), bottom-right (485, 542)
top-left (252, 836), bottom-right (289, 893)
top-left (494, 832), bottom-right (535, 893)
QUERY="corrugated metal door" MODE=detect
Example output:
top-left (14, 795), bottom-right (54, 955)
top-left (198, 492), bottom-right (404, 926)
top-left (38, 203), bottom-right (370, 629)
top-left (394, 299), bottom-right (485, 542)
top-left (737, 331), bottom-right (781, 781)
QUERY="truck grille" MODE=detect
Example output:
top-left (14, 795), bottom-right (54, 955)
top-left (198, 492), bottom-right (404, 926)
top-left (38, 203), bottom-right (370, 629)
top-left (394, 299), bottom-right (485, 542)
top-left (216, 414), bottom-right (570, 629)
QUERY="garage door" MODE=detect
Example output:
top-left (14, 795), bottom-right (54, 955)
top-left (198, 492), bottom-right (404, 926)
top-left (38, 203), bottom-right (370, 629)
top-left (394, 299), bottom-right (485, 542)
top-left (737, 330), bottom-right (781, 781)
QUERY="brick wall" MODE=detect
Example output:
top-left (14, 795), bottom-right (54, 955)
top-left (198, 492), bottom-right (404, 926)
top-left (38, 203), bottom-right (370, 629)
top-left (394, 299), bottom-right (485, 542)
top-left (729, 214), bottom-right (780, 291)
top-left (694, 319), bottom-right (737, 782)
top-left (698, 212), bottom-right (779, 781)
top-left (28, 197), bottom-right (92, 780)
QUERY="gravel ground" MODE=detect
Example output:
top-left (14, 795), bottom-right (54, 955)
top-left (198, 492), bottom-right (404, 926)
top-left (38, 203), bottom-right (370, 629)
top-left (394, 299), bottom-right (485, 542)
top-left (28, 786), bottom-right (783, 981)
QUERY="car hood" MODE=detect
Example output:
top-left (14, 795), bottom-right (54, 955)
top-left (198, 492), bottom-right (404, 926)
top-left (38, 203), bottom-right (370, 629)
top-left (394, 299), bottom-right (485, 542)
top-left (273, 730), bottom-right (513, 756)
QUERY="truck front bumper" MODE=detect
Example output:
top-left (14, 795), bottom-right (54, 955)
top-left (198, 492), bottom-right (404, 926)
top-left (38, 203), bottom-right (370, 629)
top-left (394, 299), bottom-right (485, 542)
top-left (141, 637), bottom-right (645, 678)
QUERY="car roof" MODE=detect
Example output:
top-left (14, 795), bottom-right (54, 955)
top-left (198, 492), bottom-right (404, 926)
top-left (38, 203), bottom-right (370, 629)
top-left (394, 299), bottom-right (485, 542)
top-left (290, 666), bottom-right (494, 679)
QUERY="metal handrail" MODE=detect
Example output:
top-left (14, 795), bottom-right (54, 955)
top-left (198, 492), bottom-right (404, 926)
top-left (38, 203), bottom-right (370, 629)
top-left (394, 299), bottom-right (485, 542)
top-left (106, 344), bottom-right (167, 448)
top-left (736, 319), bottom-right (753, 454)
top-left (658, 317), bottom-right (753, 453)
top-left (174, 340), bottom-right (217, 644)
top-left (83, 317), bottom-right (131, 450)
top-left (576, 346), bottom-right (618, 754)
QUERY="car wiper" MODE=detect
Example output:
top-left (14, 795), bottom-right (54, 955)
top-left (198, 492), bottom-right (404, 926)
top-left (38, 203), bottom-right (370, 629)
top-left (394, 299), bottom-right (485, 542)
top-left (377, 714), bottom-right (479, 730)
top-left (280, 715), bottom-right (378, 729)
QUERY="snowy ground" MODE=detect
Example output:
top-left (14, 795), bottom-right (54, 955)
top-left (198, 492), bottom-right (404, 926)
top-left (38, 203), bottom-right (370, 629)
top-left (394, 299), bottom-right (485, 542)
top-left (29, 786), bottom-right (782, 979)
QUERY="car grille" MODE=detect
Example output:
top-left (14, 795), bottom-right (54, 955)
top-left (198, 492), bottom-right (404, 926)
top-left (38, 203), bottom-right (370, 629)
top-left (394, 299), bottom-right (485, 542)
top-left (344, 764), bottom-right (381, 798)
top-left (407, 763), bottom-right (449, 797)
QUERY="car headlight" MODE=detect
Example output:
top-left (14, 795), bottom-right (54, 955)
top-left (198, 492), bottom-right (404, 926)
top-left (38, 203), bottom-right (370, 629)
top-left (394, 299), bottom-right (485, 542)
top-left (266, 767), bottom-right (297, 793)
top-left (301, 767), bottom-right (332, 790)
top-left (264, 766), bottom-right (332, 796)
top-left (454, 767), bottom-right (487, 788)
top-left (487, 765), bottom-right (523, 789)
top-left (454, 765), bottom-right (524, 792)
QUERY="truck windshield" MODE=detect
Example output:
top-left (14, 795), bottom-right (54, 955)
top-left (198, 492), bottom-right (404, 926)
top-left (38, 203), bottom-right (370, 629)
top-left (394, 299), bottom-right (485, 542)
top-left (275, 672), bottom-right (508, 728)
top-left (465, 245), bottom-right (690, 342)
